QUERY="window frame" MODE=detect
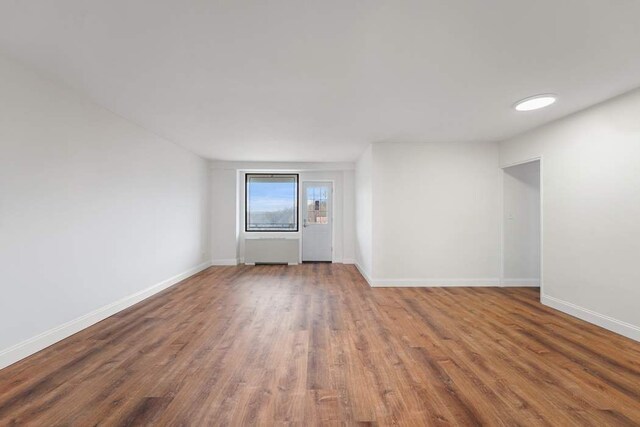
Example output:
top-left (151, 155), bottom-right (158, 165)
top-left (244, 173), bottom-right (299, 233)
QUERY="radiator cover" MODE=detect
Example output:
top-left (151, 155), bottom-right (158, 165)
top-left (244, 237), bottom-right (300, 265)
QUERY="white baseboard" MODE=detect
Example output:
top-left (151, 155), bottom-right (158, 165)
top-left (211, 258), bottom-right (239, 266)
top-left (353, 264), bottom-right (501, 288)
top-left (370, 278), bottom-right (501, 287)
top-left (501, 278), bottom-right (540, 287)
top-left (342, 258), bottom-right (356, 265)
top-left (542, 294), bottom-right (640, 342)
top-left (354, 263), bottom-right (374, 287)
top-left (0, 261), bottom-right (212, 371)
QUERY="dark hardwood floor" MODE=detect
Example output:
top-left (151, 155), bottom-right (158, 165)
top-left (1, 264), bottom-right (639, 425)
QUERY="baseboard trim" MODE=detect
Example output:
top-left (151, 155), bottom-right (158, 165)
top-left (0, 261), bottom-right (212, 371)
top-left (351, 266), bottom-right (500, 288)
top-left (342, 258), bottom-right (356, 265)
top-left (211, 258), bottom-right (239, 266)
top-left (501, 278), bottom-right (540, 287)
top-left (542, 294), bottom-right (640, 342)
top-left (370, 278), bottom-right (502, 287)
top-left (354, 263), bottom-right (374, 287)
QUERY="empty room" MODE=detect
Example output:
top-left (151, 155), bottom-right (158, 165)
top-left (1, 0), bottom-right (640, 425)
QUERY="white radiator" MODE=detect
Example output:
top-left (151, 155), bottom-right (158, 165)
top-left (244, 237), bottom-right (300, 265)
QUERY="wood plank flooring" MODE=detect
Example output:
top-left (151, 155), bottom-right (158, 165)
top-left (1, 264), bottom-right (639, 425)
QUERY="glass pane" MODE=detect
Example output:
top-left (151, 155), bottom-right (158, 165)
top-left (305, 186), bottom-right (329, 225)
top-left (246, 174), bottom-right (298, 231)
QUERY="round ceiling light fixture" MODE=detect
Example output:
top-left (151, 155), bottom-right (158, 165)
top-left (514, 94), bottom-right (557, 111)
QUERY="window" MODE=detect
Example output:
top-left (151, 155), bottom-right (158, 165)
top-left (245, 174), bottom-right (298, 232)
top-left (305, 186), bottom-right (329, 224)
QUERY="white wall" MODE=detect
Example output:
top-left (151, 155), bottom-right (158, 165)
top-left (500, 88), bottom-right (640, 341)
top-left (0, 54), bottom-right (211, 368)
top-left (209, 162), bottom-right (356, 265)
top-left (355, 145), bottom-right (373, 279)
top-left (502, 161), bottom-right (540, 285)
top-left (342, 170), bottom-right (356, 264)
top-left (210, 167), bottom-right (239, 264)
top-left (370, 142), bottom-right (502, 286)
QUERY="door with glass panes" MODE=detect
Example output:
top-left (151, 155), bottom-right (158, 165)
top-left (302, 182), bottom-right (332, 262)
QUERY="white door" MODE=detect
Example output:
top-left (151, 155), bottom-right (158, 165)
top-left (302, 182), bottom-right (332, 262)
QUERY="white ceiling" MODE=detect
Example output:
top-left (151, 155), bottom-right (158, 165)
top-left (2, 0), bottom-right (640, 162)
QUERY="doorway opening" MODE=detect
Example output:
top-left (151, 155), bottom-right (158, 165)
top-left (502, 160), bottom-right (541, 291)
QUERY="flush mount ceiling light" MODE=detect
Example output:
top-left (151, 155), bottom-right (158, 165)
top-left (514, 94), bottom-right (557, 111)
